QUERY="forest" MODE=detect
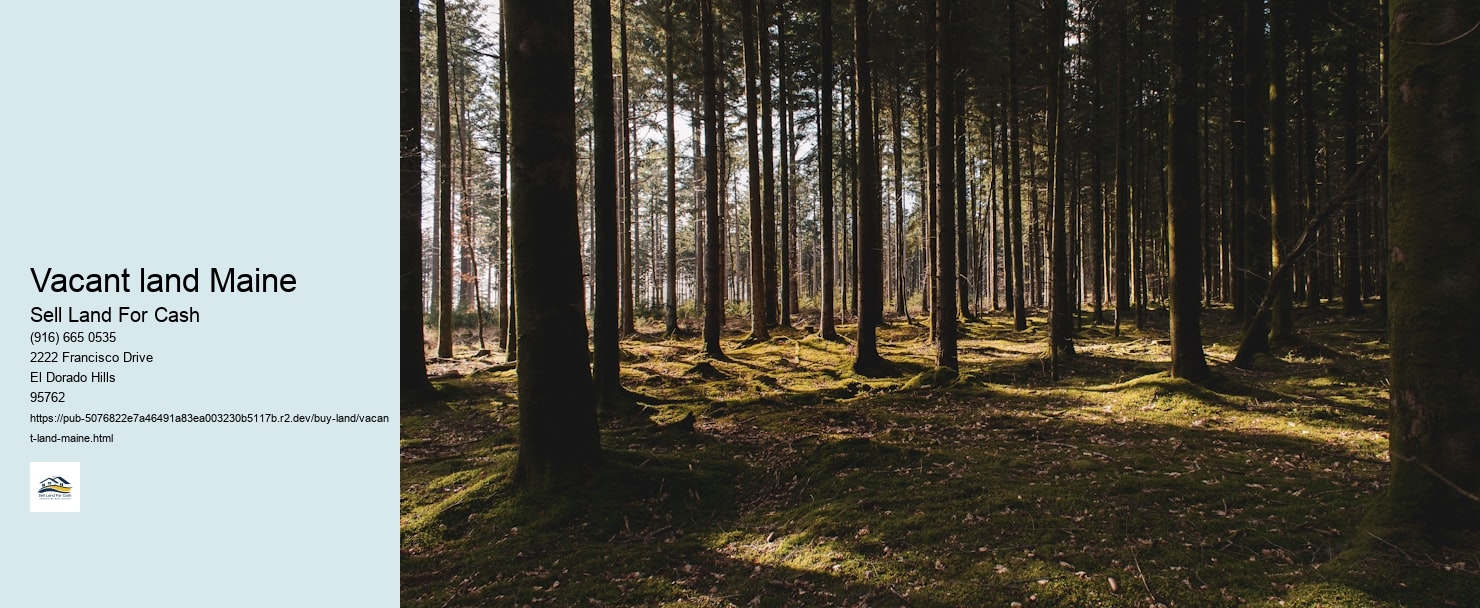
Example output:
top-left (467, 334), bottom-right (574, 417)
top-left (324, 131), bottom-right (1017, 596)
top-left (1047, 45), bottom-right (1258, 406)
top-left (398, 0), bottom-right (1479, 606)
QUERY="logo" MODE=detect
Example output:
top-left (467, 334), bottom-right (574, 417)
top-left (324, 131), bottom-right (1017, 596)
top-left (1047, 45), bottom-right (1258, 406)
top-left (30, 462), bottom-right (81, 513)
top-left (38, 476), bottom-right (72, 496)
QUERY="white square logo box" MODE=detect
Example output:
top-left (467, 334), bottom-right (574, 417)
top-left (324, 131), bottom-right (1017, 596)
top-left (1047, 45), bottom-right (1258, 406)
top-left (30, 462), bottom-right (80, 513)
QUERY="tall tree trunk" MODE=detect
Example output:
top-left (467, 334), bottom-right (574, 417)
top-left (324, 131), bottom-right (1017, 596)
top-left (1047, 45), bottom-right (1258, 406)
top-left (934, 0), bottom-right (958, 370)
top-left (1267, 0), bottom-right (1295, 343)
top-left (853, 0), bottom-right (888, 374)
top-left (664, 0), bottom-right (679, 336)
top-left (1047, 0), bottom-right (1074, 368)
top-left (778, 0), bottom-right (793, 328)
top-left (453, 66), bottom-right (485, 349)
top-left (591, 0), bottom-right (623, 413)
top-left (818, 0), bottom-right (838, 340)
top-left (924, 5), bottom-right (937, 331)
top-left (1341, 36), bottom-right (1365, 316)
top-left (1296, 0), bottom-right (1321, 307)
top-left (701, 0), bottom-right (726, 358)
top-left (506, 0), bottom-right (601, 488)
top-left (619, 0), bottom-right (637, 336)
top-left (1008, 0), bottom-right (1027, 332)
top-left (1000, 95), bottom-right (1015, 315)
top-left (742, 0), bottom-right (770, 341)
top-left (400, 0), bottom-right (432, 396)
top-left (1228, 0), bottom-right (1248, 321)
top-left (498, 7), bottom-right (511, 353)
top-left (1112, 2), bottom-right (1130, 337)
top-left (1379, 0), bottom-right (1480, 534)
top-left (787, 95), bottom-right (800, 315)
top-left (1168, 0), bottom-right (1210, 381)
top-left (893, 76), bottom-right (907, 318)
top-left (1089, 9), bottom-right (1106, 325)
top-left (956, 91), bottom-right (972, 321)
top-left (693, 93), bottom-right (705, 320)
top-left (1240, 0), bottom-right (1271, 355)
top-left (435, 0), bottom-right (455, 359)
top-left (455, 66), bottom-right (476, 315)
top-left (759, 0), bottom-right (779, 328)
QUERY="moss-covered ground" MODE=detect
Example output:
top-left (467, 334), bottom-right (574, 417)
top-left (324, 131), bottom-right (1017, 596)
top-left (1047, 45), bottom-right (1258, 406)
top-left (402, 306), bottom-right (1478, 607)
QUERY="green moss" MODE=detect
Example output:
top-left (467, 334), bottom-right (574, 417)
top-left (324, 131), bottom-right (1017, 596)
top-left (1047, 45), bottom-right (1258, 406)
top-left (901, 366), bottom-right (960, 390)
top-left (402, 308), bottom-right (1452, 607)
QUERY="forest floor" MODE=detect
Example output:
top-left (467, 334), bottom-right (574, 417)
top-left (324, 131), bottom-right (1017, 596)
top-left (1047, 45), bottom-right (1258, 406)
top-left (401, 304), bottom-right (1479, 607)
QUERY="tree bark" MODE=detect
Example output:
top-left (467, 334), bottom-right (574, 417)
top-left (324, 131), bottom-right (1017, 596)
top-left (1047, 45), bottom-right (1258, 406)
top-left (497, 7), bottom-right (510, 353)
top-left (400, 0), bottom-right (432, 397)
top-left (888, 76), bottom-right (899, 319)
top-left (852, 0), bottom-right (888, 374)
top-left (590, 0), bottom-right (622, 413)
top-left (1112, 2), bottom-right (1130, 337)
top-left (934, 0), bottom-right (958, 370)
top-left (1008, 0), bottom-right (1027, 332)
top-left (619, 0), bottom-right (637, 336)
top-left (506, 0), bottom-right (601, 488)
top-left (956, 91), bottom-right (972, 321)
top-left (818, 0), bottom-right (838, 341)
top-left (742, 0), bottom-right (769, 341)
top-left (1379, 0), bottom-right (1480, 533)
top-left (434, 0), bottom-right (455, 359)
top-left (759, 0), bottom-right (779, 328)
top-left (701, 0), bottom-right (726, 358)
top-left (1267, 0), bottom-right (1295, 343)
top-left (1341, 36), bottom-right (1365, 316)
top-left (1047, 0), bottom-right (1074, 369)
top-left (1240, 0), bottom-right (1271, 355)
top-left (778, 0), bottom-right (793, 327)
top-left (664, 0), bottom-right (679, 337)
top-left (1167, 0), bottom-right (1210, 381)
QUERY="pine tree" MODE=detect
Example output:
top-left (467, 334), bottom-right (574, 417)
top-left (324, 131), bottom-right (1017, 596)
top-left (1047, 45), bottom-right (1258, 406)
top-left (506, 0), bottom-right (601, 487)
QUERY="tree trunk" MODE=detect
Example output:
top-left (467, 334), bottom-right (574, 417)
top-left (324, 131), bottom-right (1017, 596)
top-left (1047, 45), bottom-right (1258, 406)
top-left (1341, 37), bottom-right (1365, 316)
top-left (693, 93), bottom-right (705, 321)
top-left (1007, 0), bottom-right (1028, 332)
top-left (701, 0), bottom-right (726, 358)
top-left (664, 0), bottom-right (679, 336)
top-left (778, 0), bottom-right (793, 327)
top-left (924, 5), bottom-right (937, 332)
top-left (1167, 0), bottom-right (1210, 381)
top-left (1228, 0), bottom-right (1247, 321)
top-left (434, 0), bottom-right (455, 360)
top-left (999, 95), bottom-right (1014, 315)
top-left (618, 0), bottom-right (637, 336)
top-left (759, 0), bottom-right (779, 328)
top-left (497, 7), bottom-right (511, 353)
top-left (852, 0), bottom-right (887, 374)
top-left (1089, 9), bottom-right (1106, 326)
top-left (742, 0), bottom-right (769, 341)
top-left (1047, 0), bottom-right (1074, 369)
top-left (1267, 0), bottom-right (1295, 344)
top-left (818, 0), bottom-right (838, 341)
top-left (455, 65), bottom-right (476, 316)
top-left (1112, 2), bottom-right (1130, 337)
top-left (590, 0), bottom-right (622, 413)
top-left (400, 0), bottom-right (432, 396)
top-left (934, 0), bottom-right (958, 370)
top-left (956, 91), bottom-right (972, 321)
top-left (892, 76), bottom-right (907, 318)
top-left (506, 0), bottom-right (601, 488)
top-left (1379, 0), bottom-right (1480, 534)
top-left (1240, 0), bottom-right (1271, 355)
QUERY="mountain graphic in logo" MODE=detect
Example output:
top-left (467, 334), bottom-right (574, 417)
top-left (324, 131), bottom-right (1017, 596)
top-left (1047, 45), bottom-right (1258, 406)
top-left (38, 476), bottom-right (72, 495)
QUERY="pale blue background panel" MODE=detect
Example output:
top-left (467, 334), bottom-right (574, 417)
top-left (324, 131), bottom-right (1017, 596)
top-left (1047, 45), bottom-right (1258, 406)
top-left (2, 1), bottom-right (397, 606)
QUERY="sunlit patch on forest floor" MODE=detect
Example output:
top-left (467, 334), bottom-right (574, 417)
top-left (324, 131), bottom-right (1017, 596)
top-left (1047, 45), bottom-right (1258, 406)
top-left (401, 305), bottom-right (1479, 607)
